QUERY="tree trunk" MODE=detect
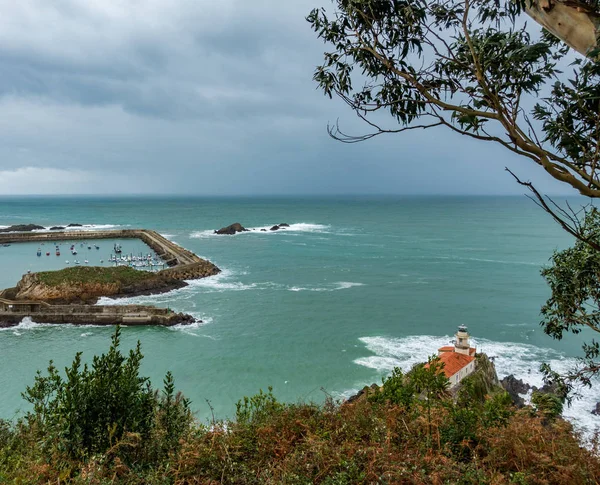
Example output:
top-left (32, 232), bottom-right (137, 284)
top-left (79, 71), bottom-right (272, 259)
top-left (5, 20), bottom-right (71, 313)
top-left (525, 0), bottom-right (599, 57)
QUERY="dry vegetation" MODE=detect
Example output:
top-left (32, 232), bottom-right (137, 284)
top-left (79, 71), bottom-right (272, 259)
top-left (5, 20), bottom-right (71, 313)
top-left (0, 329), bottom-right (599, 484)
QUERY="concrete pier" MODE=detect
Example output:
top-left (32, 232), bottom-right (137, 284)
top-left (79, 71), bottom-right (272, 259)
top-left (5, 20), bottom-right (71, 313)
top-left (0, 297), bottom-right (194, 327)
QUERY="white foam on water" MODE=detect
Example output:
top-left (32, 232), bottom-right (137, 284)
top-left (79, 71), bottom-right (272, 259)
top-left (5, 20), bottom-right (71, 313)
top-left (184, 270), bottom-right (260, 293)
top-left (80, 332), bottom-right (94, 337)
top-left (0, 317), bottom-right (51, 334)
top-left (190, 223), bottom-right (330, 239)
top-left (353, 334), bottom-right (600, 442)
top-left (287, 282), bottom-right (365, 292)
top-left (170, 315), bottom-right (215, 337)
top-left (28, 224), bottom-right (129, 233)
top-left (96, 268), bottom-right (266, 307)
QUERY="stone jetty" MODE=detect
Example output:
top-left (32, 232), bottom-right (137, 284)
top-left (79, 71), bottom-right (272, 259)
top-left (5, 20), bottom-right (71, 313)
top-left (0, 298), bottom-right (194, 328)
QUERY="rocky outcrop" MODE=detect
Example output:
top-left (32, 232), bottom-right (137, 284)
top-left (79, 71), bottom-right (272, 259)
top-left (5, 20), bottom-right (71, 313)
top-left (214, 223), bottom-right (248, 235)
top-left (500, 375), bottom-right (531, 407)
top-left (67, 223), bottom-right (83, 227)
top-left (0, 224), bottom-right (45, 233)
top-left (13, 261), bottom-right (220, 304)
top-left (49, 226), bottom-right (65, 231)
top-left (346, 384), bottom-right (380, 404)
top-left (592, 402), bottom-right (600, 415)
top-left (269, 223), bottom-right (290, 231)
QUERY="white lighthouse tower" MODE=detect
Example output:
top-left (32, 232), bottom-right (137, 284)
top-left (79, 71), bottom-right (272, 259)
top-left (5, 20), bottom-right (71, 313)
top-left (454, 325), bottom-right (472, 355)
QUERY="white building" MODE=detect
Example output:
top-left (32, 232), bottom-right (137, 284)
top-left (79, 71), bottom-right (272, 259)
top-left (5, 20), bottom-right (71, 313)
top-left (435, 325), bottom-right (477, 387)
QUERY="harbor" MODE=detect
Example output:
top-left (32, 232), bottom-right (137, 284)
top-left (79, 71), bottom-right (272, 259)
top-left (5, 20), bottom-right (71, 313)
top-left (0, 238), bottom-right (167, 287)
top-left (0, 229), bottom-right (221, 325)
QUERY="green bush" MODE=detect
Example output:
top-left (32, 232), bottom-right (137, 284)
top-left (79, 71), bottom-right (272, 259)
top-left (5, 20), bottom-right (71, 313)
top-left (21, 326), bottom-right (191, 465)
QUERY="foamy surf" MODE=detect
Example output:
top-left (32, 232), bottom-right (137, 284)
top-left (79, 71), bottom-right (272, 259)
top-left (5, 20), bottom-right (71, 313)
top-left (0, 317), bottom-right (106, 335)
top-left (190, 223), bottom-right (330, 239)
top-left (170, 315), bottom-right (216, 338)
top-left (27, 224), bottom-right (129, 233)
top-left (288, 282), bottom-right (365, 292)
top-left (0, 317), bottom-right (51, 334)
top-left (353, 334), bottom-right (600, 441)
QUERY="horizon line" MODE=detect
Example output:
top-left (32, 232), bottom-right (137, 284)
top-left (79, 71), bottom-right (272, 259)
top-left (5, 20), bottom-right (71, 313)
top-left (0, 192), bottom-right (584, 198)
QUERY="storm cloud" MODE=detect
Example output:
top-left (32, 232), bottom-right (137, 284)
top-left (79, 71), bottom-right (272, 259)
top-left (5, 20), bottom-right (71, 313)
top-left (0, 0), bottom-right (578, 195)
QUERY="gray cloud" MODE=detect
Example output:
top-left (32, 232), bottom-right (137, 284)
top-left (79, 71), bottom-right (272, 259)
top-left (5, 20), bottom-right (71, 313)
top-left (0, 0), bottom-right (580, 196)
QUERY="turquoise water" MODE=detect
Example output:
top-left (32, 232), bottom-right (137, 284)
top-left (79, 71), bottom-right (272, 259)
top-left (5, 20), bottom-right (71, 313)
top-left (0, 196), bottom-right (598, 435)
top-left (0, 238), bottom-right (165, 288)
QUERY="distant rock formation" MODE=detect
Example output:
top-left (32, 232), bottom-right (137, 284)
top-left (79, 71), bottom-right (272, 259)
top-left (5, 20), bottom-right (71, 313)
top-left (67, 223), bottom-right (83, 227)
top-left (270, 223), bottom-right (290, 231)
top-left (49, 226), bottom-right (65, 231)
top-left (0, 224), bottom-right (45, 233)
top-left (214, 223), bottom-right (248, 235)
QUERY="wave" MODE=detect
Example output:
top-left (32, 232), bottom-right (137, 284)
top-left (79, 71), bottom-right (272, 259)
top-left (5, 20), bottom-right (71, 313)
top-left (169, 315), bottom-right (216, 338)
top-left (190, 223), bottom-right (330, 239)
top-left (0, 317), bottom-right (51, 335)
top-left (353, 334), bottom-right (600, 441)
top-left (3, 224), bottom-right (132, 233)
top-left (0, 317), bottom-right (107, 336)
top-left (288, 282), bottom-right (365, 292)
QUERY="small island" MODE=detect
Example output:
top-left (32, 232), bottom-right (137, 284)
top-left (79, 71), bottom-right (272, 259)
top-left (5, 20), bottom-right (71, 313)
top-left (0, 229), bottom-right (220, 327)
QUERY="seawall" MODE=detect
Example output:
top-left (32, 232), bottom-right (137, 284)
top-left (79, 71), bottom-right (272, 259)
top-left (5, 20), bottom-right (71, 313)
top-left (0, 298), bottom-right (194, 327)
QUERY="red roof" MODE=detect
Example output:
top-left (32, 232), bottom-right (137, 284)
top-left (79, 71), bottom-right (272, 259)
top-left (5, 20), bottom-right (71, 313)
top-left (438, 346), bottom-right (477, 356)
top-left (427, 352), bottom-right (475, 378)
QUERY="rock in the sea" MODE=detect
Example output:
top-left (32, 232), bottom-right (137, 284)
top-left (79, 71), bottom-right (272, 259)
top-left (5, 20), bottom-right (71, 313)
top-left (214, 223), bottom-right (248, 235)
top-left (260, 229), bottom-right (267, 232)
top-left (592, 402), bottom-right (600, 415)
top-left (0, 224), bottom-right (45, 233)
top-left (49, 226), bottom-right (65, 231)
top-left (270, 225), bottom-right (280, 231)
top-left (279, 223), bottom-right (290, 227)
top-left (67, 223), bottom-right (83, 227)
top-left (500, 375), bottom-right (531, 407)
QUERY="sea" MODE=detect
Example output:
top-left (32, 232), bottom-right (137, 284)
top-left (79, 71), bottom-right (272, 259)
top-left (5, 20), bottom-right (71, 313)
top-left (0, 195), bottom-right (598, 439)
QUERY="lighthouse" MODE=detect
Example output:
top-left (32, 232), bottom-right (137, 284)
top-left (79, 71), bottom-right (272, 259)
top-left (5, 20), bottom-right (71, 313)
top-left (454, 325), bottom-right (472, 355)
top-left (434, 325), bottom-right (477, 387)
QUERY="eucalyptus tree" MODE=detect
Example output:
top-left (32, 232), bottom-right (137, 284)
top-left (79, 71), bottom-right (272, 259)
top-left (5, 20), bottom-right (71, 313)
top-left (308, 0), bottom-right (600, 390)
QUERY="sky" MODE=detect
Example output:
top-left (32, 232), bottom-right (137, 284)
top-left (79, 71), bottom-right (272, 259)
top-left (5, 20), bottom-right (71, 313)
top-left (0, 0), bottom-right (581, 196)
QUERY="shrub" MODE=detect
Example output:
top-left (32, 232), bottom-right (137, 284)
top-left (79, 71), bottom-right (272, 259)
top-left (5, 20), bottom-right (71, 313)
top-left (20, 326), bottom-right (191, 466)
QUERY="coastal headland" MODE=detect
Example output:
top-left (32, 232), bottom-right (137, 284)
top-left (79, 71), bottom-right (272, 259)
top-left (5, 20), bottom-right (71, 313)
top-left (0, 229), bottom-right (220, 327)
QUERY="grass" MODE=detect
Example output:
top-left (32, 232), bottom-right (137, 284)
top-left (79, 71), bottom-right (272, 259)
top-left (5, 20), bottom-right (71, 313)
top-left (36, 266), bottom-right (155, 287)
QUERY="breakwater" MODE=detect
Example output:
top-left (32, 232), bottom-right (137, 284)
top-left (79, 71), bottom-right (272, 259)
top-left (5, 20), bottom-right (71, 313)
top-left (0, 298), bottom-right (193, 327)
